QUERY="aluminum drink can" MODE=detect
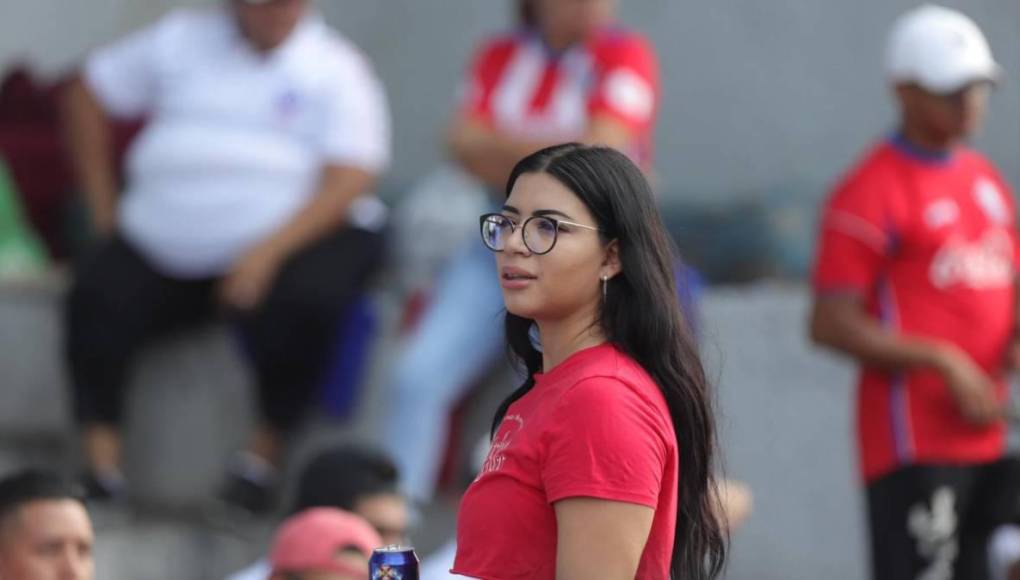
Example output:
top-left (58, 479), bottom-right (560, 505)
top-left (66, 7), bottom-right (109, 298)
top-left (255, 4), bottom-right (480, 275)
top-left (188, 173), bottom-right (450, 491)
top-left (369, 545), bottom-right (420, 580)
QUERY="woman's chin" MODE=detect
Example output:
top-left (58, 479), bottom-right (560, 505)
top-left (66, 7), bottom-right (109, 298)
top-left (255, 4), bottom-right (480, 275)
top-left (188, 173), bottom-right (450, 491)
top-left (503, 297), bottom-right (540, 320)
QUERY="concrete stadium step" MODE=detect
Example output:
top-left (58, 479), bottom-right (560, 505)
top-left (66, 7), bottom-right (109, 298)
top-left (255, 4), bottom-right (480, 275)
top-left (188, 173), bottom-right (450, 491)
top-left (0, 274), bottom-right (255, 506)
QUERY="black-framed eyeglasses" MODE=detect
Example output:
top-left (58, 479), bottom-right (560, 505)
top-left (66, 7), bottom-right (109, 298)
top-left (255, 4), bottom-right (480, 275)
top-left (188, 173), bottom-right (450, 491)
top-left (479, 213), bottom-right (600, 255)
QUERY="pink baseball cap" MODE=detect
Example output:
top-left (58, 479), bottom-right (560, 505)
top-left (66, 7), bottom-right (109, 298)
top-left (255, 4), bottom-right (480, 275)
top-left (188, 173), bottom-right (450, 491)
top-left (270, 508), bottom-right (382, 576)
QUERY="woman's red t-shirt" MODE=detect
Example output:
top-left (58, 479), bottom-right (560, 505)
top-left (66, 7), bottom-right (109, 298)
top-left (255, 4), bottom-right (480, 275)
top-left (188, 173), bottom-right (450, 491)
top-left (452, 343), bottom-right (678, 579)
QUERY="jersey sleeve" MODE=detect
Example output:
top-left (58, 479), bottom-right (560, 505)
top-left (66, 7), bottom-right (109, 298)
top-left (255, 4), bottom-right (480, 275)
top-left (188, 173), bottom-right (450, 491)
top-left (318, 54), bottom-right (391, 172)
top-left (587, 35), bottom-right (659, 133)
top-left (540, 377), bottom-right (671, 508)
top-left (982, 161), bottom-right (1020, 271)
top-left (813, 171), bottom-right (899, 296)
top-left (456, 36), bottom-right (515, 125)
top-left (83, 14), bottom-right (178, 119)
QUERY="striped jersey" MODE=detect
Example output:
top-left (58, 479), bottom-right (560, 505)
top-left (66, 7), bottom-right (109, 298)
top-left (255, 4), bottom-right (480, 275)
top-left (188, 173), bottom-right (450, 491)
top-left (459, 26), bottom-right (659, 166)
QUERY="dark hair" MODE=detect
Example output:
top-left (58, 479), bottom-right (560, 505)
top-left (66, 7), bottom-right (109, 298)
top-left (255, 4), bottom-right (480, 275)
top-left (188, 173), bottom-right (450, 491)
top-left (292, 446), bottom-right (400, 514)
top-left (517, 0), bottom-right (537, 27)
top-left (0, 469), bottom-right (85, 526)
top-left (490, 144), bottom-right (726, 579)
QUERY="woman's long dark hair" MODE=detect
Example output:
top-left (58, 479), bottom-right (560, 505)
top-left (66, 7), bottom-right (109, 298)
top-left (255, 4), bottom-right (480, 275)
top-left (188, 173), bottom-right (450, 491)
top-left (490, 143), bottom-right (726, 579)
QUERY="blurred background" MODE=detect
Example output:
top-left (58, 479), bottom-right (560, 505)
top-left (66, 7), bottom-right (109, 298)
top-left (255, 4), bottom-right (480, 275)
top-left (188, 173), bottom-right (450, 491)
top-left (0, 1), bottom-right (1018, 579)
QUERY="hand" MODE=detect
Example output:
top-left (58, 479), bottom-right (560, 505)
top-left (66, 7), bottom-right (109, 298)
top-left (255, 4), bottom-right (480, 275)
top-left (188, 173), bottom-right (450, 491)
top-left (933, 344), bottom-right (1001, 425)
top-left (219, 242), bottom-right (286, 311)
top-left (714, 479), bottom-right (753, 532)
top-left (87, 202), bottom-right (118, 240)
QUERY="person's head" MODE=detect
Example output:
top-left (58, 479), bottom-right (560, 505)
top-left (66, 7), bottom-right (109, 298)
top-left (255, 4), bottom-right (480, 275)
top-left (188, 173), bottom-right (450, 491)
top-left (531, 0), bottom-right (616, 48)
top-left (292, 446), bottom-right (408, 546)
top-left (0, 470), bottom-right (93, 580)
top-left (482, 144), bottom-right (726, 579)
top-left (269, 508), bottom-right (381, 580)
top-left (231, 0), bottom-right (309, 52)
top-left (886, 5), bottom-right (1000, 144)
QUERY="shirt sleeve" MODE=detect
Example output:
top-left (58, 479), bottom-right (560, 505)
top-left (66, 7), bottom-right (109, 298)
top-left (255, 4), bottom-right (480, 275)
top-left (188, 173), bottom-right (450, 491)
top-left (318, 55), bottom-right (392, 173)
top-left (456, 37), bottom-right (514, 125)
top-left (587, 35), bottom-right (659, 133)
top-left (813, 174), bottom-right (898, 296)
top-left (541, 377), bottom-right (670, 508)
top-left (983, 163), bottom-right (1020, 271)
top-left (83, 16), bottom-right (171, 119)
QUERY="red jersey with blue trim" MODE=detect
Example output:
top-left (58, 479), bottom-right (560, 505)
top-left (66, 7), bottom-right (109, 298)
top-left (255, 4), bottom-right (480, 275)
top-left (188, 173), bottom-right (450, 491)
top-left (813, 136), bottom-right (1018, 482)
top-left (459, 26), bottom-right (659, 166)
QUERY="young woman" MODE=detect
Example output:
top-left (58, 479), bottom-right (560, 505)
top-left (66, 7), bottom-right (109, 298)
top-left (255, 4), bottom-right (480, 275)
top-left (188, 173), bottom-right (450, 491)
top-left (452, 143), bottom-right (725, 580)
top-left (380, 0), bottom-right (660, 505)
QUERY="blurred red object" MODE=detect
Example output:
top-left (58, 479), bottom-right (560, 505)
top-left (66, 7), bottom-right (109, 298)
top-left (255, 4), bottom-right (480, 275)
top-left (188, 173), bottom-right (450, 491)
top-left (0, 65), bottom-right (141, 259)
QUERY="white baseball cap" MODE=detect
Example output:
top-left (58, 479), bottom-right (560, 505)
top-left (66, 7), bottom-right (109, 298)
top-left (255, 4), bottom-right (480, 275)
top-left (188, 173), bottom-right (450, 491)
top-left (886, 5), bottom-right (1001, 94)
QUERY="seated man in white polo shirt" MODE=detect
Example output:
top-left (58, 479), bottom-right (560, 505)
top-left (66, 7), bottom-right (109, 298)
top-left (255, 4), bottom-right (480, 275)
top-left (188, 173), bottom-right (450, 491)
top-left (61, 0), bottom-right (390, 513)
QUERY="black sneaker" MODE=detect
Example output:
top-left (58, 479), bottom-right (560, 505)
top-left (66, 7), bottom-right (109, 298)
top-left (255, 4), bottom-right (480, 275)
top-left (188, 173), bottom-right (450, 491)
top-left (80, 470), bottom-right (127, 504)
top-left (217, 451), bottom-right (280, 516)
top-left (218, 471), bottom-right (278, 516)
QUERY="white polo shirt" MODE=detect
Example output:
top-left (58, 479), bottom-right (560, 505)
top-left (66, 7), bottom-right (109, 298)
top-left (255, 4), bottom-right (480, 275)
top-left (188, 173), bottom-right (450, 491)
top-left (85, 6), bottom-right (390, 277)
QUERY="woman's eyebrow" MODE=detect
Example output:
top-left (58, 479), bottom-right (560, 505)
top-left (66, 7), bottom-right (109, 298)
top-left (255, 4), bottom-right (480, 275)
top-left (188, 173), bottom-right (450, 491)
top-left (502, 206), bottom-right (575, 220)
top-left (534, 209), bottom-right (573, 220)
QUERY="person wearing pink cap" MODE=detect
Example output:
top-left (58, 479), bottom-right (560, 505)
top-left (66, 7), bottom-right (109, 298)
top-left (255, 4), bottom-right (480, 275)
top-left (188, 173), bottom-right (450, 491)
top-left (810, 5), bottom-right (1020, 579)
top-left (269, 507), bottom-right (382, 580)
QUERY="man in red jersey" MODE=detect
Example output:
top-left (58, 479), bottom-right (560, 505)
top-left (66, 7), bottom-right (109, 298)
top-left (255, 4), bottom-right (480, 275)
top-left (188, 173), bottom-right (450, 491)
top-left (810, 5), bottom-right (1020, 580)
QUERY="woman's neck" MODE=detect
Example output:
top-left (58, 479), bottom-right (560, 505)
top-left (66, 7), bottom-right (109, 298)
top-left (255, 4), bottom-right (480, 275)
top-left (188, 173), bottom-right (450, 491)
top-left (537, 305), bottom-right (606, 372)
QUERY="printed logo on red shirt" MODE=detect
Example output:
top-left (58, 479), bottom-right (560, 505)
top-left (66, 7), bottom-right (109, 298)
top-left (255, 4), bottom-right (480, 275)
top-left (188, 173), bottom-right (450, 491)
top-left (924, 199), bottom-right (960, 229)
top-left (974, 178), bottom-right (1010, 225)
top-left (477, 414), bottom-right (525, 478)
top-left (929, 229), bottom-right (1014, 289)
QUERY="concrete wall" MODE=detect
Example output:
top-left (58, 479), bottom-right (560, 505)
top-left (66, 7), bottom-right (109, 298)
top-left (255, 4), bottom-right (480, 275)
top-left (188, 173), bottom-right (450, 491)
top-left (2, 0), bottom-right (1017, 204)
top-left (0, 0), bottom-right (207, 75)
top-left (325, 0), bottom-right (1020, 202)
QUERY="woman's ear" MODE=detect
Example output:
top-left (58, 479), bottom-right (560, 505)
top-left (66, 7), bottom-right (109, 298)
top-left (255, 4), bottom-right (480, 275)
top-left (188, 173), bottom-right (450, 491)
top-left (601, 239), bottom-right (622, 279)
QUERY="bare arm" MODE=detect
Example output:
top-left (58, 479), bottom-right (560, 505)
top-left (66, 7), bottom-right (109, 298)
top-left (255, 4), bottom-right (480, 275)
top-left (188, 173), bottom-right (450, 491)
top-left (258, 164), bottom-right (374, 260)
top-left (61, 76), bottom-right (120, 236)
top-left (219, 164), bottom-right (375, 310)
top-left (554, 498), bottom-right (654, 580)
top-left (809, 294), bottom-right (946, 371)
top-left (447, 115), bottom-right (634, 191)
top-left (810, 293), bottom-right (1000, 424)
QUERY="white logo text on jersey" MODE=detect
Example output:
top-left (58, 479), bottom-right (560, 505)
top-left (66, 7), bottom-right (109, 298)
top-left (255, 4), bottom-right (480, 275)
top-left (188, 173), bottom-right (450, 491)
top-left (930, 229), bottom-right (1014, 289)
top-left (924, 199), bottom-right (960, 229)
top-left (974, 177), bottom-right (1010, 225)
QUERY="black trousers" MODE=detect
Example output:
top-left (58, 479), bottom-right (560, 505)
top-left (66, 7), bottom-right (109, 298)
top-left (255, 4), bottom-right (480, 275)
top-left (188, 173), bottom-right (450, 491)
top-left (65, 227), bottom-right (384, 432)
top-left (868, 458), bottom-right (1020, 580)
